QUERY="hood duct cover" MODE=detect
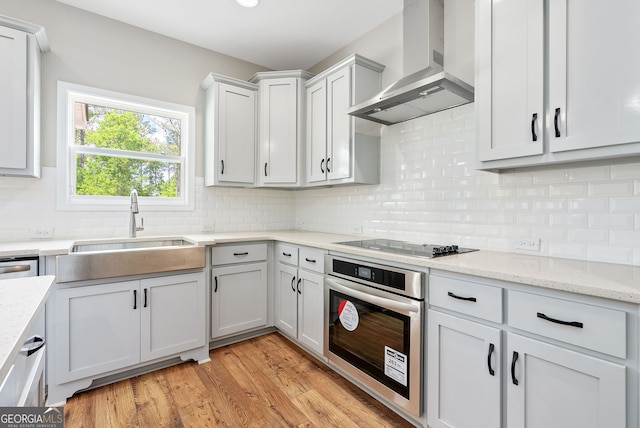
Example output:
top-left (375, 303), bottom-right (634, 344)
top-left (348, 0), bottom-right (474, 126)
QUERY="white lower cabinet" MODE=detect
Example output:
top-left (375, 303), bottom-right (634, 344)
top-left (210, 242), bottom-right (268, 339)
top-left (427, 310), bottom-right (501, 428)
top-left (506, 332), bottom-right (626, 428)
top-left (274, 243), bottom-right (326, 356)
top-left (426, 270), bottom-right (632, 428)
top-left (49, 271), bottom-right (207, 403)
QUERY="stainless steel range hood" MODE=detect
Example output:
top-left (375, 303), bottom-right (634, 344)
top-left (348, 0), bottom-right (474, 126)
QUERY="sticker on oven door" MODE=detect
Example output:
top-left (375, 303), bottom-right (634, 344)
top-left (384, 346), bottom-right (408, 386)
top-left (338, 300), bottom-right (359, 331)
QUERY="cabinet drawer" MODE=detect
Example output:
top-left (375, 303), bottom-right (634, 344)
top-left (429, 274), bottom-right (503, 323)
top-left (276, 243), bottom-right (298, 265)
top-left (211, 243), bottom-right (267, 265)
top-left (299, 247), bottom-right (326, 274)
top-left (508, 290), bottom-right (626, 359)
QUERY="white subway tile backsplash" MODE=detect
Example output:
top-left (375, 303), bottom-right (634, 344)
top-left (611, 197), bottom-right (640, 213)
top-left (549, 184), bottom-right (588, 198)
top-left (588, 181), bottom-right (634, 197)
top-left (589, 213), bottom-right (635, 230)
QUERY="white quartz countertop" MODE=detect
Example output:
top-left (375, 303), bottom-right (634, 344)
top-left (0, 276), bottom-right (55, 382)
top-left (1, 230), bottom-right (639, 303)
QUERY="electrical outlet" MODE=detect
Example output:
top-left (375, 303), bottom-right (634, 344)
top-left (30, 227), bottom-right (54, 239)
top-left (202, 223), bottom-right (215, 232)
top-left (351, 224), bottom-right (363, 235)
top-left (516, 238), bottom-right (540, 251)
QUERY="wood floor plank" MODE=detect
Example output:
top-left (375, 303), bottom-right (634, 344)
top-left (163, 362), bottom-right (210, 409)
top-left (131, 371), bottom-right (182, 427)
top-left (63, 333), bottom-right (417, 428)
top-left (223, 342), bottom-right (311, 426)
top-left (92, 380), bottom-right (139, 428)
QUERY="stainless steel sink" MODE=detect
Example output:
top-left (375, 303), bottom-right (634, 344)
top-left (71, 238), bottom-right (193, 253)
top-left (57, 238), bottom-right (205, 283)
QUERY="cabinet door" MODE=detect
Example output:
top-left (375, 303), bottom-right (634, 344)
top-left (259, 78), bottom-right (299, 184)
top-left (507, 333), bottom-right (626, 428)
top-left (306, 79), bottom-right (327, 184)
top-left (274, 263), bottom-right (298, 337)
top-left (427, 310), bottom-right (501, 428)
top-left (548, 1), bottom-right (640, 153)
top-left (140, 273), bottom-right (206, 362)
top-left (326, 66), bottom-right (351, 180)
top-left (476, 0), bottom-right (544, 161)
top-left (211, 263), bottom-right (268, 339)
top-left (55, 281), bottom-right (140, 383)
top-left (297, 269), bottom-right (324, 355)
top-left (217, 82), bottom-right (256, 184)
top-left (0, 26), bottom-right (28, 170)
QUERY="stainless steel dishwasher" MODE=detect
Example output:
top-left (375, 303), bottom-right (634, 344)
top-left (0, 256), bottom-right (38, 279)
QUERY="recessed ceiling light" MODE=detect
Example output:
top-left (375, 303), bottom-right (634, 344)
top-left (236, 0), bottom-right (259, 7)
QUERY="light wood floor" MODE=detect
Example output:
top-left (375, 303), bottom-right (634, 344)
top-left (63, 332), bottom-right (415, 427)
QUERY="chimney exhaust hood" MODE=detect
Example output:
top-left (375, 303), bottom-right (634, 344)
top-left (348, 0), bottom-right (474, 126)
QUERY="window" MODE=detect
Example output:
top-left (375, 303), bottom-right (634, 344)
top-left (57, 81), bottom-right (195, 210)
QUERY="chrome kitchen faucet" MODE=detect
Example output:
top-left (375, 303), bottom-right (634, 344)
top-left (129, 189), bottom-right (144, 238)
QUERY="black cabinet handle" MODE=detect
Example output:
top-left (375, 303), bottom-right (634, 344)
top-left (282, 252), bottom-right (291, 257)
top-left (297, 278), bottom-right (301, 294)
top-left (554, 108), bottom-right (561, 137)
top-left (290, 276), bottom-right (296, 292)
top-left (321, 159), bottom-right (325, 174)
top-left (511, 351), bottom-right (519, 385)
top-left (233, 252), bottom-right (249, 256)
top-left (305, 257), bottom-right (316, 263)
top-left (21, 336), bottom-right (45, 357)
top-left (537, 312), bottom-right (583, 328)
top-left (327, 157), bottom-right (331, 173)
top-left (447, 291), bottom-right (477, 302)
top-left (264, 162), bottom-right (268, 176)
top-left (143, 288), bottom-right (148, 308)
top-left (487, 343), bottom-right (495, 376)
top-left (214, 276), bottom-right (218, 293)
top-left (531, 113), bottom-right (538, 141)
top-left (133, 289), bottom-right (137, 310)
top-left (221, 159), bottom-right (224, 174)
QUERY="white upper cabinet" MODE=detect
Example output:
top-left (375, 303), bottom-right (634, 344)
top-left (202, 73), bottom-right (257, 187)
top-left (477, 0), bottom-right (640, 170)
top-left (305, 54), bottom-right (384, 186)
top-left (0, 17), bottom-right (48, 177)
top-left (251, 71), bottom-right (312, 188)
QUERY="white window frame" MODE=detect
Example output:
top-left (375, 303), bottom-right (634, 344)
top-left (57, 81), bottom-right (195, 211)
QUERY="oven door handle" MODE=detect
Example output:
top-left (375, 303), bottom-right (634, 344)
top-left (326, 278), bottom-right (420, 313)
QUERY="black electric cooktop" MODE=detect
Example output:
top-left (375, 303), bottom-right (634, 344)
top-left (335, 239), bottom-right (478, 259)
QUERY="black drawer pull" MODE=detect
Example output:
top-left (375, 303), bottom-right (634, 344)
top-left (447, 291), bottom-right (477, 302)
top-left (531, 113), bottom-right (538, 141)
top-left (554, 108), bottom-right (561, 137)
top-left (233, 252), bottom-right (249, 256)
top-left (21, 336), bottom-right (45, 357)
top-left (297, 278), bottom-right (301, 294)
top-left (305, 257), bottom-right (316, 263)
top-left (290, 276), bottom-right (296, 292)
top-left (143, 288), bottom-right (148, 308)
top-left (214, 276), bottom-right (218, 293)
top-left (327, 157), bottom-right (331, 173)
top-left (282, 252), bottom-right (292, 257)
top-left (133, 289), bottom-right (137, 310)
top-left (537, 312), bottom-right (583, 328)
top-left (320, 159), bottom-right (325, 174)
top-left (221, 159), bottom-right (224, 174)
top-left (511, 351), bottom-right (519, 385)
top-left (487, 343), bottom-right (495, 376)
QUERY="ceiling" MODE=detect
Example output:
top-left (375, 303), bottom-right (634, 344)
top-left (55, 0), bottom-right (403, 70)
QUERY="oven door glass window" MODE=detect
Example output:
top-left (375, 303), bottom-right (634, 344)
top-left (328, 289), bottom-right (411, 398)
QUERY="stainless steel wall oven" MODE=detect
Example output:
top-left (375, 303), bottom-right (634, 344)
top-left (324, 255), bottom-right (426, 419)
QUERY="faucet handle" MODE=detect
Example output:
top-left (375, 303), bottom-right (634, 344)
top-left (136, 217), bottom-right (145, 232)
